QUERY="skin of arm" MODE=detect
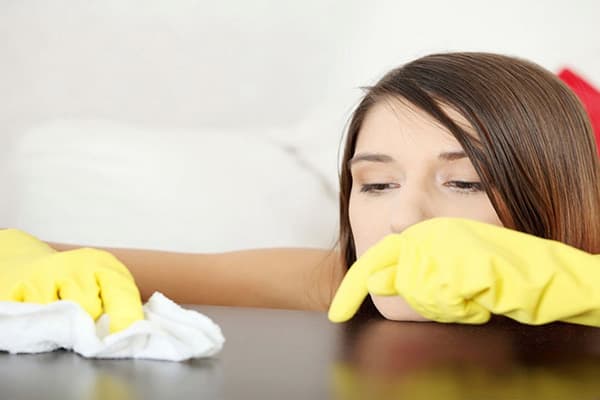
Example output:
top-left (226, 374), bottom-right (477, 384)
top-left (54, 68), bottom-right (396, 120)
top-left (49, 242), bottom-right (346, 312)
top-left (49, 241), bottom-right (424, 319)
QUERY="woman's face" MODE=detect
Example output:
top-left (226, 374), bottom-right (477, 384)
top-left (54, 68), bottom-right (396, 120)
top-left (348, 98), bottom-right (503, 320)
top-left (349, 98), bottom-right (502, 256)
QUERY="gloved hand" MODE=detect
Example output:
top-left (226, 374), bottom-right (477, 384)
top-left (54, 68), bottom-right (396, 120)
top-left (0, 229), bottom-right (144, 333)
top-left (329, 217), bottom-right (600, 326)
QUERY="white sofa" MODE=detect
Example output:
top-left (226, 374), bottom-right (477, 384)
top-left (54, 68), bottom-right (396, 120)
top-left (3, 119), bottom-right (338, 252)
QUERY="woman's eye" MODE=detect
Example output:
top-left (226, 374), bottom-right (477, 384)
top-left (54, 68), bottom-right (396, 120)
top-left (445, 181), bottom-right (484, 193)
top-left (360, 183), bottom-right (398, 194)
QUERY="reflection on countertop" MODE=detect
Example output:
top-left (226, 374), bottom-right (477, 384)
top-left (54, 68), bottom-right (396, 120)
top-left (333, 315), bottom-right (600, 400)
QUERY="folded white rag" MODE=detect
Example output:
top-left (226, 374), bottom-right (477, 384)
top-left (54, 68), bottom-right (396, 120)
top-left (0, 292), bottom-right (225, 362)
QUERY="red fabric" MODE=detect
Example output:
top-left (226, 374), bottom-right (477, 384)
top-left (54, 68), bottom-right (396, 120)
top-left (558, 68), bottom-right (600, 152)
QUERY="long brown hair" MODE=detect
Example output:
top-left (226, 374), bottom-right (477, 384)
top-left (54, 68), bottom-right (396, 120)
top-left (339, 52), bottom-right (600, 272)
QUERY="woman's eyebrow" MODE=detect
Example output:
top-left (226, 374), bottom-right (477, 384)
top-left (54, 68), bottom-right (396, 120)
top-left (349, 151), bottom-right (467, 167)
top-left (438, 151), bottom-right (467, 161)
top-left (348, 152), bottom-right (395, 167)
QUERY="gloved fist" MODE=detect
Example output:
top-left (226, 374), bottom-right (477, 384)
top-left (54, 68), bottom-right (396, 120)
top-left (329, 218), bottom-right (600, 327)
top-left (0, 229), bottom-right (144, 333)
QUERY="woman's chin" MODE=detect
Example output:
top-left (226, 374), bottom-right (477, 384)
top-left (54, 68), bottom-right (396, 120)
top-left (370, 294), bottom-right (430, 322)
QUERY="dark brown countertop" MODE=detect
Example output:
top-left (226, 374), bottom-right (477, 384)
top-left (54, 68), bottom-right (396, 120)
top-left (2, 304), bottom-right (600, 399)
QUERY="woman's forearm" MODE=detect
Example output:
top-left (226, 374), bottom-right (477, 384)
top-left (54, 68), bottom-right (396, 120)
top-left (49, 242), bottom-right (343, 311)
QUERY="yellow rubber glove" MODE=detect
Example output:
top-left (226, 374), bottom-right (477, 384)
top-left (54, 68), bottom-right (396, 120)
top-left (0, 229), bottom-right (144, 333)
top-left (329, 217), bottom-right (600, 326)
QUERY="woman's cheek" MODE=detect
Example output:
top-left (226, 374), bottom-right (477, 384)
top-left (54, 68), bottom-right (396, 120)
top-left (351, 201), bottom-right (394, 257)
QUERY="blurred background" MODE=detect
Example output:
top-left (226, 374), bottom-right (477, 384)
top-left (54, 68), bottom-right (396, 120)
top-left (1, 0), bottom-right (598, 252)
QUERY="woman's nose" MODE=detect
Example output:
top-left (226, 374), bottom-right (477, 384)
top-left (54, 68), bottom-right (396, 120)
top-left (389, 185), bottom-right (432, 234)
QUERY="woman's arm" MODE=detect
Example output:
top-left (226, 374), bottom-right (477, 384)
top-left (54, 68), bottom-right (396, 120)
top-left (49, 242), bottom-right (345, 311)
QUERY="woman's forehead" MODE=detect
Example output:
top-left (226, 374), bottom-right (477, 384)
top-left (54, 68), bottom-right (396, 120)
top-left (355, 98), bottom-right (473, 155)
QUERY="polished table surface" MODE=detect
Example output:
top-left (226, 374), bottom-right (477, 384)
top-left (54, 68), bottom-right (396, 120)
top-left (2, 304), bottom-right (600, 399)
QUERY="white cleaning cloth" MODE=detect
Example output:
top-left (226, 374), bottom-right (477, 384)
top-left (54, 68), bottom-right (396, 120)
top-left (0, 292), bottom-right (225, 362)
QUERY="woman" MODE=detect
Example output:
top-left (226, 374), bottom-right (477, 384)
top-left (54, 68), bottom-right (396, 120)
top-left (331, 51), bottom-right (600, 322)
top-left (3, 52), bottom-right (600, 331)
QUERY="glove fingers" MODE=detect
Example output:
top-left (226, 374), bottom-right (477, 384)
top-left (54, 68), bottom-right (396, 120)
top-left (1, 251), bottom-right (105, 318)
top-left (90, 250), bottom-right (144, 333)
top-left (452, 300), bottom-right (491, 324)
top-left (366, 266), bottom-right (397, 296)
top-left (403, 293), bottom-right (491, 324)
top-left (328, 234), bottom-right (404, 322)
top-left (390, 254), bottom-right (491, 323)
top-left (0, 279), bottom-right (60, 304)
top-left (47, 251), bottom-right (105, 319)
top-left (96, 270), bottom-right (144, 333)
top-left (56, 278), bottom-right (104, 320)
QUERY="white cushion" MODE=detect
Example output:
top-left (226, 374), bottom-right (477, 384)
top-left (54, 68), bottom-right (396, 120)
top-left (5, 119), bottom-right (338, 252)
